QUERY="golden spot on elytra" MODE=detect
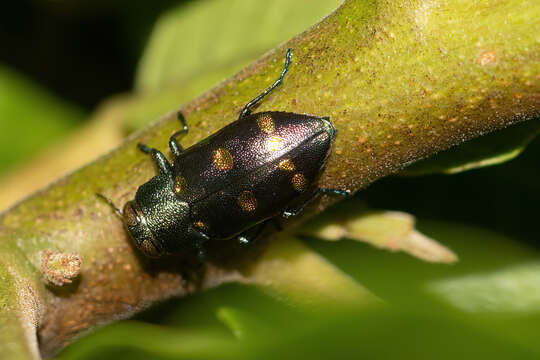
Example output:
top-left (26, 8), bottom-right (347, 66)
top-left (213, 147), bottom-right (233, 171)
top-left (193, 220), bottom-right (207, 230)
top-left (237, 190), bottom-right (257, 212)
top-left (257, 114), bottom-right (275, 134)
top-left (266, 135), bottom-right (283, 152)
top-left (173, 175), bottom-right (187, 195)
top-left (291, 173), bottom-right (307, 192)
top-left (278, 159), bottom-right (295, 171)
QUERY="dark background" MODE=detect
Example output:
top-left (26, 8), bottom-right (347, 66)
top-left (0, 0), bottom-right (183, 110)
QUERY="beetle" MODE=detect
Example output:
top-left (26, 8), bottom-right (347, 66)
top-left (99, 49), bottom-right (349, 259)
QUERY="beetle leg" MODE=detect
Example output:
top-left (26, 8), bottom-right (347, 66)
top-left (319, 188), bottom-right (351, 196)
top-left (238, 49), bottom-right (292, 119)
top-left (195, 242), bottom-right (206, 265)
top-left (282, 198), bottom-right (313, 219)
top-left (282, 188), bottom-right (350, 219)
top-left (181, 230), bottom-right (208, 286)
top-left (237, 221), bottom-right (268, 245)
top-left (137, 144), bottom-right (173, 177)
top-left (169, 111), bottom-right (189, 158)
top-left (181, 231), bottom-right (208, 288)
top-left (192, 229), bottom-right (210, 265)
top-left (137, 143), bottom-right (152, 154)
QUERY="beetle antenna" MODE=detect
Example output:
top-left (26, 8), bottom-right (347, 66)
top-left (96, 193), bottom-right (123, 218)
top-left (238, 48), bottom-right (293, 119)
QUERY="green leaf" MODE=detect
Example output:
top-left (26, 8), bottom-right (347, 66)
top-left (244, 236), bottom-right (378, 310)
top-left (125, 0), bottom-right (344, 131)
top-left (0, 65), bottom-right (85, 174)
top-left (402, 119), bottom-right (540, 175)
top-left (56, 321), bottom-right (236, 360)
top-left (431, 262), bottom-right (540, 313)
top-left (309, 220), bottom-right (539, 307)
top-left (136, 0), bottom-right (344, 94)
top-left (299, 199), bottom-right (458, 263)
top-left (216, 307), bottom-right (269, 340)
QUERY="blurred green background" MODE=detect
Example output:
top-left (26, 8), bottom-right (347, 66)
top-left (1, 0), bottom-right (539, 359)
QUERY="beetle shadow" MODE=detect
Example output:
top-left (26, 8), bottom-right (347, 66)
top-left (207, 231), bottom-right (272, 268)
top-left (128, 228), bottom-right (273, 290)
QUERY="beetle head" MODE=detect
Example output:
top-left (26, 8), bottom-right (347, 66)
top-left (122, 200), bottom-right (163, 257)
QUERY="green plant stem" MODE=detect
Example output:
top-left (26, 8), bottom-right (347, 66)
top-left (0, 0), bottom-right (538, 358)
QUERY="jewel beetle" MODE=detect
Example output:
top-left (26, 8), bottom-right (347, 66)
top-left (99, 49), bottom-right (349, 259)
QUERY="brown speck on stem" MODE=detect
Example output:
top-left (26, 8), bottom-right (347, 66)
top-left (476, 50), bottom-right (496, 66)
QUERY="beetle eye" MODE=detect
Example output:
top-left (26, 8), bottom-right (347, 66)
top-left (123, 202), bottom-right (140, 227)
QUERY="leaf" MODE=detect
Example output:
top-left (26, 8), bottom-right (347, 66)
top-left (299, 199), bottom-right (458, 263)
top-left (308, 219), bottom-right (540, 304)
top-left (402, 119), bottom-right (540, 175)
top-left (58, 309), bottom-right (540, 360)
top-left (135, 0), bottom-right (344, 93)
top-left (216, 307), bottom-right (269, 340)
top-left (243, 235), bottom-right (378, 309)
top-left (431, 262), bottom-right (540, 313)
top-left (56, 321), bottom-right (237, 360)
top-left (0, 65), bottom-right (85, 174)
top-left (125, 0), bottom-right (344, 132)
top-left (0, 101), bottom-right (125, 211)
